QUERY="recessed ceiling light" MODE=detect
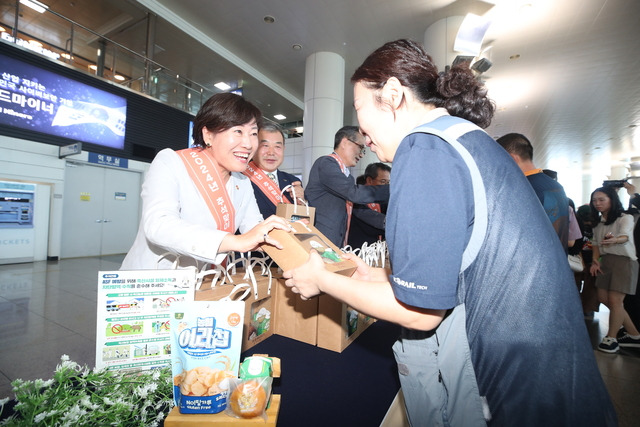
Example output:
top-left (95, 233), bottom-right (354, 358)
top-left (19, 0), bottom-right (48, 13)
top-left (88, 64), bottom-right (97, 70)
top-left (274, 114), bottom-right (286, 120)
top-left (292, 44), bottom-right (302, 51)
top-left (509, 54), bottom-right (521, 60)
top-left (263, 15), bottom-right (275, 24)
top-left (214, 82), bottom-right (231, 91)
top-left (114, 75), bottom-right (125, 81)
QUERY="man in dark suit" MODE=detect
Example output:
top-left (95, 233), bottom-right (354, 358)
top-left (244, 122), bottom-right (305, 219)
top-left (348, 162), bottom-right (391, 248)
top-left (306, 126), bottom-right (390, 247)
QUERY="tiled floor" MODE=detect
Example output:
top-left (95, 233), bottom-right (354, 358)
top-left (1, 255), bottom-right (639, 426)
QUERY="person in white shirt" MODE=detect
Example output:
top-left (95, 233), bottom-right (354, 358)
top-left (121, 93), bottom-right (291, 270)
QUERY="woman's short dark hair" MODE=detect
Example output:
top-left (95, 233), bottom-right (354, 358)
top-left (351, 39), bottom-right (495, 128)
top-left (590, 186), bottom-right (624, 225)
top-left (192, 93), bottom-right (262, 148)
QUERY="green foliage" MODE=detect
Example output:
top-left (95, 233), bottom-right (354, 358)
top-left (0, 355), bottom-right (173, 426)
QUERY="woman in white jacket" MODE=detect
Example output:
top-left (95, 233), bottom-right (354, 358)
top-left (121, 93), bottom-right (291, 270)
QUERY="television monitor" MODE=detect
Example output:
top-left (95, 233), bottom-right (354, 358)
top-left (0, 52), bottom-right (127, 149)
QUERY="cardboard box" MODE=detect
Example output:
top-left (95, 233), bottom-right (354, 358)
top-left (276, 202), bottom-right (315, 224)
top-left (263, 221), bottom-right (356, 276)
top-left (316, 295), bottom-right (376, 352)
top-left (271, 277), bottom-right (375, 353)
top-left (272, 277), bottom-right (318, 346)
top-left (196, 269), bottom-right (275, 352)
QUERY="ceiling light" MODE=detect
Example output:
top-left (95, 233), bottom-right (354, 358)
top-left (88, 64), bottom-right (97, 71)
top-left (19, 0), bottom-right (49, 13)
top-left (214, 82), bottom-right (231, 91)
top-left (454, 13), bottom-right (492, 57)
top-left (263, 15), bottom-right (275, 24)
top-left (0, 26), bottom-right (6, 33)
top-left (274, 114), bottom-right (286, 120)
top-left (292, 44), bottom-right (302, 51)
top-left (114, 75), bottom-right (125, 81)
top-left (28, 39), bottom-right (42, 47)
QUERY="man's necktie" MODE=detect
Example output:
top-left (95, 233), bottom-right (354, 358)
top-left (267, 172), bottom-right (276, 182)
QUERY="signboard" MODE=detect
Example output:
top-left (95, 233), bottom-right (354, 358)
top-left (95, 269), bottom-right (196, 371)
top-left (59, 142), bottom-right (82, 158)
top-left (88, 152), bottom-right (128, 168)
top-left (0, 52), bottom-right (127, 149)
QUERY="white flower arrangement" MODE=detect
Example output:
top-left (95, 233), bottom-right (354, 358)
top-left (0, 355), bottom-right (173, 426)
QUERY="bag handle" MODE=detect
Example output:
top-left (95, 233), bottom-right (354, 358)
top-left (195, 263), bottom-right (230, 290)
top-left (157, 252), bottom-right (181, 269)
top-left (280, 184), bottom-right (309, 215)
top-left (219, 283), bottom-right (252, 301)
top-left (342, 240), bottom-right (388, 268)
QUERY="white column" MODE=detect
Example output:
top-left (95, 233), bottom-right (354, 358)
top-left (302, 52), bottom-right (344, 184)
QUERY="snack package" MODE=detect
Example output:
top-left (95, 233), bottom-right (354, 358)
top-left (224, 356), bottom-right (274, 420)
top-left (225, 376), bottom-right (273, 420)
top-left (170, 301), bottom-right (244, 414)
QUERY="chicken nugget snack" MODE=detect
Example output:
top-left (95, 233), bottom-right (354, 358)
top-left (170, 301), bottom-right (244, 413)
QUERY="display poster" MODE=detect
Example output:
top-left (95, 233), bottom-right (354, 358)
top-left (0, 52), bottom-right (127, 149)
top-left (96, 269), bottom-right (196, 372)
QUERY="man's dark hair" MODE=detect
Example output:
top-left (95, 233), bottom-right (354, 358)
top-left (334, 125), bottom-right (361, 149)
top-left (364, 162), bottom-right (391, 180)
top-left (496, 133), bottom-right (534, 161)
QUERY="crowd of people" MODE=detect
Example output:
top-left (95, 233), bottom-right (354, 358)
top-left (120, 38), bottom-right (636, 425)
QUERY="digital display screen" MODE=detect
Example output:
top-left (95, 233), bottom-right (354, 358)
top-left (188, 120), bottom-right (194, 147)
top-left (0, 53), bottom-right (127, 149)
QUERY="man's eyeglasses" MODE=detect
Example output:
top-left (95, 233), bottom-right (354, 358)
top-left (347, 138), bottom-right (366, 154)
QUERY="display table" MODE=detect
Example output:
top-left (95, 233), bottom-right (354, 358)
top-left (164, 395), bottom-right (280, 426)
top-left (240, 320), bottom-right (401, 427)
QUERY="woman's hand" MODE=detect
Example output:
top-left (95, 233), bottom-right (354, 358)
top-left (601, 232), bottom-right (616, 246)
top-left (590, 259), bottom-right (602, 276)
top-left (624, 181), bottom-right (636, 195)
top-left (219, 215), bottom-right (292, 253)
top-left (282, 250), bottom-right (328, 300)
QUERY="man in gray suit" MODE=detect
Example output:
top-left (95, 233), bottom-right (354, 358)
top-left (305, 126), bottom-right (390, 247)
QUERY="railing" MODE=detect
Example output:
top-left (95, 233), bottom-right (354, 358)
top-left (2, 1), bottom-right (215, 116)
